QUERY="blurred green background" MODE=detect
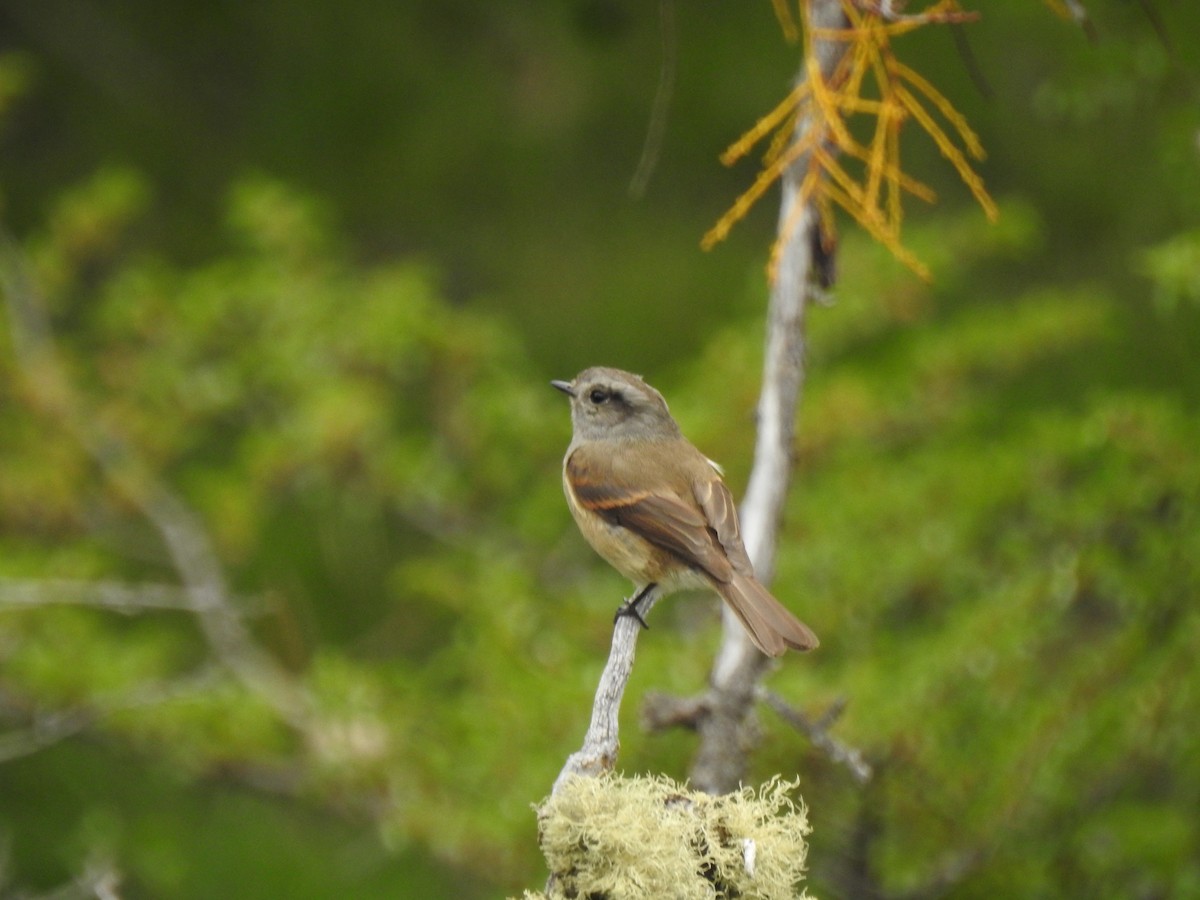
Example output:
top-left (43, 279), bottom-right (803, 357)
top-left (1, 1), bottom-right (1198, 897)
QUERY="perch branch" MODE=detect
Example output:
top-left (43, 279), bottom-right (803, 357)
top-left (551, 590), bottom-right (661, 794)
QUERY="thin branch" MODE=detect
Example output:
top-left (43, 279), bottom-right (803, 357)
top-left (0, 577), bottom-right (265, 616)
top-left (640, 690), bottom-right (709, 732)
top-left (551, 590), bottom-right (660, 794)
top-left (760, 689), bottom-right (873, 784)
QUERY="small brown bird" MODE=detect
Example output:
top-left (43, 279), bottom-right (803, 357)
top-left (552, 366), bottom-right (818, 657)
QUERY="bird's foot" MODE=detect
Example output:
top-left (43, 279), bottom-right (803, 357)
top-left (614, 584), bottom-right (655, 630)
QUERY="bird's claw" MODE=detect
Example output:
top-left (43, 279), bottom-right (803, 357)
top-left (614, 584), bottom-right (656, 629)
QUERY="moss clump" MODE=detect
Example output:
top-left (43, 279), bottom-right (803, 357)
top-left (519, 773), bottom-right (812, 900)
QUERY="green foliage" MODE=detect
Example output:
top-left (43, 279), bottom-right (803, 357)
top-left (1140, 228), bottom-right (1200, 312)
top-left (0, 52), bottom-right (33, 127)
top-left (1, 173), bottom-right (583, 893)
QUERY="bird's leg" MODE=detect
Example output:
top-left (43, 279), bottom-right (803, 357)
top-left (614, 583), bottom-right (656, 629)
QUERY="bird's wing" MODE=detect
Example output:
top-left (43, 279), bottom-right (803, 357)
top-left (566, 445), bottom-right (733, 582)
top-left (692, 474), bottom-right (755, 577)
top-left (695, 475), bottom-right (819, 654)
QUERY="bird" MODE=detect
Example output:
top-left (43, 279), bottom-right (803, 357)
top-left (551, 366), bottom-right (818, 657)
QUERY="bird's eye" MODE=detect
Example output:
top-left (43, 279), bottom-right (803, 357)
top-left (589, 388), bottom-right (609, 404)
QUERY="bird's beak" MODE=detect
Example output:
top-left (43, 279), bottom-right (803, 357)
top-left (550, 379), bottom-right (575, 397)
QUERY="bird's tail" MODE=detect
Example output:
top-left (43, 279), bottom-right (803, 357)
top-left (716, 573), bottom-right (819, 657)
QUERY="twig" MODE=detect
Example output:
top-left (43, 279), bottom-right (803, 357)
top-left (551, 590), bottom-right (660, 794)
top-left (643, 686), bottom-right (872, 784)
top-left (760, 689), bottom-right (873, 784)
top-left (640, 689), bottom-right (709, 732)
top-left (0, 577), bottom-right (265, 615)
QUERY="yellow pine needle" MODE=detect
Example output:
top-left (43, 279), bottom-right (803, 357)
top-left (895, 84), bottom-right (999, 221)
top-left (710, 0), bottom-right (992, 279)
top-left (721, 82), bottom-right (809, 167)
top-left (838, 0), bottom-right (866, 32)
top-left (893, 60), bottom-right (986, 158)
top-left (703, 128), bottom-right (820, 250)
top-left (841, 49), bottom-right (871, 103)
top-left (806, 54), bottom-right (856, 151)
top-left (838, 141), bottom-right (937, 203)
top-left (814, 146), bottom-right (866, 212)
top-left (863, 35), bottom-right (895, 104)
top-left (772, 0), bottom-right (801, 43)
top-left (824, 182), bottom-right (885, 241)
top-left (887, 112), bottom-right (904, 231)
top-left (895, 84), bottom-right (966, 166)
top-left (862, 103), bottom-right (892, 215)
top-left (764, 111), bottom-right (799, 166)
top-left (834, 95), bottom-right (886, 115)
top-left (810, 16), bottom-right (932, 41)
top-left (828, 51), bottom-right (884, 115)
top-left (827, 180), bottom-right (930, 279)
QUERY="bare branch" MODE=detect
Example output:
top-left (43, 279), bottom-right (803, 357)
top-left (640, 690), bottom-right (709, 732)
top-left (0, 577), bottom-right (265, 616)
top-left (551, 591), bottom-right (661, 794)
top-left (760, 689), bottom-right (873, 784)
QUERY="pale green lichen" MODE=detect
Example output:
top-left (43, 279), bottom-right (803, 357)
top-left (518, 773), bottom-right (812, 900)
